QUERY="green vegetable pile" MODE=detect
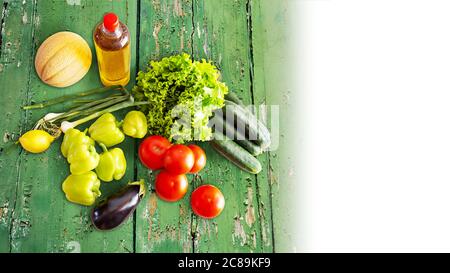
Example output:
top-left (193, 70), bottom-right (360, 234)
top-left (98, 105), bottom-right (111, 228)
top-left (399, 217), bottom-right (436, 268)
top-left (132, 53), bottom-right (228, 143)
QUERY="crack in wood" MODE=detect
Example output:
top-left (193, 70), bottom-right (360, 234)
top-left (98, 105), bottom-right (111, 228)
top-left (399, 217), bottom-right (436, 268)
top-left (0, 2), bottom-right (9, 59)
top-left (189, 0), bottom-right (195, 57)
top-left (189, 0), bottom-right (197, 250)
top-left (190, 175), bottom-right (199, 252)
top-left (133, 0), bottom-right (142, 254)
top-left (246, 0), bottom-right (275, 252)
top-left (24, 0), bottom-right (37, 123)
top-left (9, 149), bottom-right (23, 252)
top-left (8, 0), bottom-right (38, 253)
top-left (246, 0), bottom-right (265, 250)
top-left (246, 0), bottom-right (255, 105)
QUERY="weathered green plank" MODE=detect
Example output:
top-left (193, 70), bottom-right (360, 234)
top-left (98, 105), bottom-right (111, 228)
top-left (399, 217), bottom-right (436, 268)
top-left (0, 0), bottom-right (281, 253)
top-left (0, 0), bottom-right (36, 252)
top-left (251, 0), bottom-right (290, 252)
top-left (135, 0), bottom-right (194, 253)
top-left (247, 0), bottom-right (276, 252)
top-left (191, 0), bottom-right (271, 252)
top-left (5, 0), bottom-right (138, 253)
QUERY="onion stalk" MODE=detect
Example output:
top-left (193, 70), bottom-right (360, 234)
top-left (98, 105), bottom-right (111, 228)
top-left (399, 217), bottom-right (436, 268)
top-left (60, 97), bottom-right (149, 133)
top-left (22, 85), bottom-right (125, 110)
top-left (26, 86), bottom-right (149, 138)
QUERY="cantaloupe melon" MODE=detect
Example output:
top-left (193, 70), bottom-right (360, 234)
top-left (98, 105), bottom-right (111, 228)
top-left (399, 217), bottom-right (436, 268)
top-left (35, 31), bottom-right (92, 88)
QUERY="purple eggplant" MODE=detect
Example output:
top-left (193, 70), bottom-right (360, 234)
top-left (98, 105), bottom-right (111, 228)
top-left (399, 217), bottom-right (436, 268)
top-left (91, 180), bottom-right (146, 231)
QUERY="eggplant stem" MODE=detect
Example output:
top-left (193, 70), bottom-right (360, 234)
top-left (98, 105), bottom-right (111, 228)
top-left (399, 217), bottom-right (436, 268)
top-left (128, 179), bottom-right (146, 198)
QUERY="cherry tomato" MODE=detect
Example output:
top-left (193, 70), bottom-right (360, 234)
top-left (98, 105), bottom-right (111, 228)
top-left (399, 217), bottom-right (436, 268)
top-left (138, 135), bottom-right (171, 170)
top-left (188, 144), bottom-right (206, 173)
top-left (190, 185), bottom-right (225, 219)
top-left (155, 170), bottom-right (188, 202)
top-left (163, 144), bottom-right (195, 174)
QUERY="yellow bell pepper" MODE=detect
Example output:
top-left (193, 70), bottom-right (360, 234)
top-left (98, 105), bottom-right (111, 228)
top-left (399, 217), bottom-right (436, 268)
top-left (62, 171), bottom-right (101, 206)
top-left (88, 113), bottom-right (125, 147)
top-left (61, 128), bottom-right (99, 175)
top-left (122, 110), bottom-right (147, 138)
top-left (96, 143), bottom-right (127, 182)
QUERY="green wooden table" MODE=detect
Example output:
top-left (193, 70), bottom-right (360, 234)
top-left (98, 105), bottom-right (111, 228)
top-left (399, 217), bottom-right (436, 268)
top-left (0, 0), bottom-right (288, 253)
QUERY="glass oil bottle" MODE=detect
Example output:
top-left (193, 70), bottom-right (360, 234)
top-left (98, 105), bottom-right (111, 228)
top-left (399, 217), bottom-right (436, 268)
top-left (94, 13), bottom-right (131, 87)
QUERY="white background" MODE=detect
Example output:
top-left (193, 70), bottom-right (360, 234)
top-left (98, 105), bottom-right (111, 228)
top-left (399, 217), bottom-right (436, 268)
top-left (293, 0), bottom-right (450, 252)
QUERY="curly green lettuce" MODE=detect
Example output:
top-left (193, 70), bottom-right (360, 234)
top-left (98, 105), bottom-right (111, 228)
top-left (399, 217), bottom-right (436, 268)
top-left (132, 53), bottom-right (228, 143)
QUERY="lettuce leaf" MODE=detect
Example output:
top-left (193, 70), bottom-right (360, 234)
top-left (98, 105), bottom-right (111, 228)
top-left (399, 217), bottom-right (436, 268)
top-left (132, 53), bottom-right (228, 143)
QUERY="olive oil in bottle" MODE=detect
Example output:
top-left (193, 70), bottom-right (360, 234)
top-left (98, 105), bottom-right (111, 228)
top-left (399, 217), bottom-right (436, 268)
top-left (94, 13), bottom-right (131, 87)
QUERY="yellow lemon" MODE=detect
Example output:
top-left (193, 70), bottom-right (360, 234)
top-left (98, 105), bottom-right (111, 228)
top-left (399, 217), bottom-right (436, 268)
top-left (19, 130), bottom-right (55, 153)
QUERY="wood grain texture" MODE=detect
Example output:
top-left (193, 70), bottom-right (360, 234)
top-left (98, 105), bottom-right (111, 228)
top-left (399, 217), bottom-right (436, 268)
top-left (135, 0), bottom-right (194, 253)
top-left (191, 0), bottom-right (273, 253)
top-left (0, 0), bottom-right (138, 253)
top-left (0, 0), bottom-right (36, 252)
top-left (0, 0), bottom-right (285, 253)
top-left (251, 0), bottom-right (292, 252)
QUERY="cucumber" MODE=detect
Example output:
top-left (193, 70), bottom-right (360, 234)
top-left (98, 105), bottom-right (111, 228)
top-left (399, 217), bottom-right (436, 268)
top-left (210, 112), bottom-right (263, 156)
top-left (223, 100), bottom-right (271, 150)
top-left (235, 139), bottom-right (263, 156)
top-left (210, 132), bottom-right (262, 174)
top-left (225, 91), bottom-right (245, 107)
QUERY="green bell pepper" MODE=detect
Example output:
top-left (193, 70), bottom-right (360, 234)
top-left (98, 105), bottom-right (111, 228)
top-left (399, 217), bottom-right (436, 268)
top-left (96, 143), bottom-right (127, 182)
top-left (88, 113), bottom-right (125, 147)
top-left (122, 110), bottom-right (148, 138)
top-left (62, 171), bottom-right (101, 206)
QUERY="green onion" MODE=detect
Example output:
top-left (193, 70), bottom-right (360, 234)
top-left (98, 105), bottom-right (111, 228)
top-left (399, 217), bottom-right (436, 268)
top-left (60, 98), bottom-right (149, 132)
top-left (26, 86), bottom-right (149, 137)
top-left (22, 85), bottom-right (124, 110)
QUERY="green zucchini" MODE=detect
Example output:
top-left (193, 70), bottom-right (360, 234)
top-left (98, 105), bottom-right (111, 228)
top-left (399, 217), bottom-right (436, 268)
top-left (210, 132), bottom-right (262, 174)
top-left (224, 100), bottom-right (271, 150)
top-left (211, 113), bottom-right (263, 156)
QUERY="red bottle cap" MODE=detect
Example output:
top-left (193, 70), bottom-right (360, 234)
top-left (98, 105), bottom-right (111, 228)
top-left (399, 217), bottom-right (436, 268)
top-left (103, 13), bottom-right (119, 32)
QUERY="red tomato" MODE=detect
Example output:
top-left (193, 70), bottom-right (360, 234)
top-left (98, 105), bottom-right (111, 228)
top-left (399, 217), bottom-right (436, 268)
top-left (155, 170), bottom-right (189, 202)
top-left (188, 144), bottom-right (206, 173)
top-left (163, 144), bottom-right (195, 174)
top-left (190, 185), bottom-right (225, 219)
top-left (139, 135), bottom-right (171, 170)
